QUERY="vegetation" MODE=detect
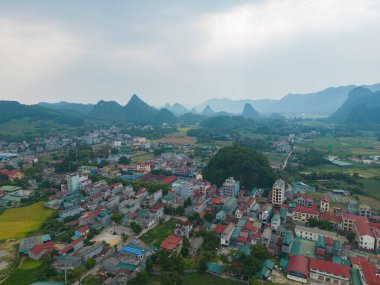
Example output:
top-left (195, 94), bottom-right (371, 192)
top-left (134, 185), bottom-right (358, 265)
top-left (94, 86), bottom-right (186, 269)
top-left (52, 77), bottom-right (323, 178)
top-left (203, 145), bottom-right (276, 188)
top-left (0, 202), bottom-right (55, 239)
top-left (140, 219), bottom-right (177, 246)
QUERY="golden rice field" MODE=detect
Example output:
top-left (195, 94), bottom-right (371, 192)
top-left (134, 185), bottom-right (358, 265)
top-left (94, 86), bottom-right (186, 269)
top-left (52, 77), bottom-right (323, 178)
top-left (0, 202), bottom-right (55, 239)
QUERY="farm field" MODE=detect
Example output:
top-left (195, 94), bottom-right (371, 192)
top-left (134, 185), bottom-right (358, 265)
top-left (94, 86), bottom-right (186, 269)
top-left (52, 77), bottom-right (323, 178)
top-left (0, 202), bottom-right (55, 239)
top-left (2, 259), bottom-right (43, 285)
top-left (303, 135), bottom-right (380, 157)
top-left (140, 219), bottom-right (177, 246)
top-left (310, 163), bottom-right (380, 179)
top-left (131, 152), bottom-right (154, 163)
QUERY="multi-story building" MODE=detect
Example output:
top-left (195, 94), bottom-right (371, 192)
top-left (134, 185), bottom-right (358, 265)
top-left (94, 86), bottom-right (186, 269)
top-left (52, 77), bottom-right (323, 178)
top-left (359, 204), bottom-right (372, 218)
top-left (271, 179), bottom-right (285, 205)
top-left (292, 206), bottom-right (319, 223)
top-left (221, 223), bottom-right (235, 246)
top-left (221, 177), bottom-right (240, 197)
top-left (294, 225), bottom-right (338, 241)
top-left (353, 221), bottom-right (375, 251)
top-left (320, 194), bottom-right (330, 213)
top-left (259, 204), bottom-right (273, 224)
top-left (309, 259), bottom-right (351, 285)
top-left (341, 213), bottom-right (368, 231)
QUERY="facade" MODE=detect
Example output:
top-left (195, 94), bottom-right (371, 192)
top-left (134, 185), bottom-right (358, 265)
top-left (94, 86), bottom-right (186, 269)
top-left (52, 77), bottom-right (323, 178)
top-left (309, 258), bottom-right (350, 285)
top-left (287, 255), bottom-right (309, 283)
top-left (221, 177), bottom-right (240, 197)
top-left (359, 204), bottom-right (372, 218)
top-left (294, 225), bottom-right (338, 241)
top-left (292, 206), bottom-right (319, 223)
top-left (220, 223), bottom-right (235, 246)
top-left (353, 221), bottom-right (375, 251)
top-left (320, 195), bottom-right (330, 213)
top-left (342, 213), bottom-right (368, 231)
top-left (271, 179), bottom-right (285, 205)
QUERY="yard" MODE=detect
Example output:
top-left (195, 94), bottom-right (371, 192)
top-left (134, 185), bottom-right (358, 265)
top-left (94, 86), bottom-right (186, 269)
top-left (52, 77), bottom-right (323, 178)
top-left (0, 202), bottom-right (55, 239)
top-left (140, 219), bottom-right (177, 246)
top-left (2, 258), bottom-right (43, 285)
top-left (131, 152), bottom-right (154, 163)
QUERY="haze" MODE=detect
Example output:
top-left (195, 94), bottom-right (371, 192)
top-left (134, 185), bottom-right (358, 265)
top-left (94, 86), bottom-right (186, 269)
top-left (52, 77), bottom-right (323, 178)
top-left (1, 0), bottom-right (380, 107)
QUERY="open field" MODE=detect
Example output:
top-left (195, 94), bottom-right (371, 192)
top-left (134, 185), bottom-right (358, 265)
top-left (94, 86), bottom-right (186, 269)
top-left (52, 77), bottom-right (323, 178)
top-left (180, 273), bottom-right (245, 285)
top-left (0, 202), bottom-right (55, 240)
top-left (140, 219), bottom-right (177, 246)
top-left (131, 152), bottom-right (154, 163)
top-left (358, 178), bottom-right (380, 201)
top-left (303, 135), bottom-right (380, 157)
top-left (357, 195), bottom-right (380, 213)
top-left (310, 163), bottom-right (380, 179)
top-left (2, 259), bottom-right (43, 285)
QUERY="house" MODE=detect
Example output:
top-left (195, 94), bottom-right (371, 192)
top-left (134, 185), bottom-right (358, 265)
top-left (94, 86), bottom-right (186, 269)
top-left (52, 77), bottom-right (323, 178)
top-left (160, 234), bottom-right (183, 250)
top-left (259, 204), bottom-right (273, 224)
top-left (74, 225), bottom-right (89, 237)
top-left (59, 205), bottom-right (84, 220)
top-left (296, 194), bottom-right (313, 208)
top-left (121, 243), bottom-right (151, 264)
top-left (70, 238), bottom-right (84, 252)
top-left (150, 202), bottom-right (164, 221)
top-left (359, 204), bottom-right (372, 218)
top-left (342, 213), bottom-right (368, 231)
top-left (320, 194), bottom-right (330, 212)
top-left (354, 221), bottom-right (375, 251)
top-left (73, 242), bottom-right (103, 262)
top-left (174, 220), bottom-right (192, 238)
top-left (358, 259), bottom-right (380, 285)
top-left (309, 258), bottom-right (350, 285)
top-left (0, 169), bottom-right (23, 181)
top-left (294, 225), bottom-right (338, 241)
top-left (29, 241), bottom-right (55, 260)
top-left (220, 177), bottom-right (240, 197)
top-left (287, 255), bottom-right (309, 283)
top-left (261, 227), bottom-right (272, 248)
top-left (292, 206), bottom-right (319, 223)
top-left (271, 214), bottom-right (281, 231)
top-left (282, 231), bottom-right (294, 254)
top-left (221, 223), bottom-right (235, 246)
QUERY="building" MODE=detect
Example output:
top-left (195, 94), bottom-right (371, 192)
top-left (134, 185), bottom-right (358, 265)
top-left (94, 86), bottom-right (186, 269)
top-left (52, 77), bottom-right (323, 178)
top-left (160, 235), bottom-right (183, 251)
top-left (320, 195), bottom-right (330, 213)
top-left (282, 230), bottom-right (294, 254)
top-left (66, 174), bottom-right (80, 192)
top-left (294, 225), bottom-right (338, 241)
top-left (309, 258), bottom-right (351, 285)
top-left (172, 181), bottom-right (193, 200)
top-left (342, 213), bottom-right (368, 231)
top-left (174, 221), bottom-right (193, 238)
top-left (292, 206), bottom-right (319, 223)
top-left (296, 194), bottom-right (313, 208)
top-left (59, 205), bottom-right (84, 220)
top-left (353, 221), bottom-right (375, 251)
top-left (359, 204), bottom-right (372, 218)
top-left (259, 204), bottom-right (273, 224)
top-left (221, 177), bottom-right (240, 197)
top-left (221, 223), bottom-right (235, 246)
top-left (287, 255), bottom-right (309, 283)
top-left (358, 259), bottom-right (380, 285)
top-left (272, 179), bottom-right (285, 205)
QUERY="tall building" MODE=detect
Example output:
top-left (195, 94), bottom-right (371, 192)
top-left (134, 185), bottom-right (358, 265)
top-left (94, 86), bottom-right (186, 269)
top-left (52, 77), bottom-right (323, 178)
top-left (221, 177), bottom-right (240, 197)
top-left (66, 174), bottom-right (80, 192)
top-left (271, 179), bottom-right (285, 205)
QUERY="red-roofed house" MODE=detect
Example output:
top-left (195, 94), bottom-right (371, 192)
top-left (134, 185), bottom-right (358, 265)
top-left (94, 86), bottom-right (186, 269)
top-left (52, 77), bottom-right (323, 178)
top-left (70, 238), bottom-right (84, 251)
top-left (359, 259), bottom-right (380, 285)
top-left (215, 224), bottom-right (226, 236)
top-left (342, 213), bottom-right (368, 231)
top-left (29, 241), bottom-right (55, 260)
top-left (293, 206), bottom-right (319, 222)
top-left (287, 255), bottom-right (309, 283)
top-left (0, 169), bottom-right (23, 181)
top-left (354, 221), bottom-right (375, 251)
top-left (160, 234), bottom-right (183, 250)
top-left (309, 258), bottom-right (350, 285)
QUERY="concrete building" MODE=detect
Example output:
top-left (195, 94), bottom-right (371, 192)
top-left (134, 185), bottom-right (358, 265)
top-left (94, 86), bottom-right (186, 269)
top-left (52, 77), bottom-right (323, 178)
top-left (341, 213), bottom-right (368, 231)
top-left (294, 225), bottom-right (338, 241)
top-left (320, 194), bottom-right (330, 213)
top-left (353, 221), bottom-right (375, 251)
top-left (220, 223), bottom-right (235, 246)
top-left (359, 204), bottom-right (372, 218)
top-left (271, 179), bottom-right (285, 205)
top-left (221, 177), bottom-right (240, 197)
top-left (309, 258), bottom-right (351, 285)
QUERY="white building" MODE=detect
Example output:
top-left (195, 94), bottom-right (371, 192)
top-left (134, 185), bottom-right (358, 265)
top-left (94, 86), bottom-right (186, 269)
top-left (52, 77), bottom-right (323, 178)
top-left (220, 223), bottom-right (235, 246)
top-left (221, 177), bottom-right (240, 197)
top-left (294, 225), bottom-right (338, 241)
top-left (354, 221), bottom-right (375, 251)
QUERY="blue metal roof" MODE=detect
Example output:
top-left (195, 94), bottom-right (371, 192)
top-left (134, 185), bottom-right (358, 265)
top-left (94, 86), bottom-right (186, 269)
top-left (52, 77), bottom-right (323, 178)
top-left (122, 246), bottom-right (143, 255)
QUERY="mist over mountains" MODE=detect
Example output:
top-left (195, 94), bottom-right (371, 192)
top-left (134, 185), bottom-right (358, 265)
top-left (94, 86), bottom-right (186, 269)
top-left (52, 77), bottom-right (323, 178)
top-left (0, 82), bottom-right (378, 128)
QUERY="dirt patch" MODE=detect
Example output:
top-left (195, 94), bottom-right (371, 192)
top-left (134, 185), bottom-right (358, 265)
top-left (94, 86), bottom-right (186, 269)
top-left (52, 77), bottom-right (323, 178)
top-left (358, 195), bottom-right (380, 211)
top-left (0, 240), bottom-right (19, 278)
top-left (269, 269), bottom-right (300, 284)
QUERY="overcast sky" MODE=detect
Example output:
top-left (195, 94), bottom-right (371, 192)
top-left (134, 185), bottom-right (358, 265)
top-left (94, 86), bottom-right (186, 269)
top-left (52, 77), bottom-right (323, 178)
top-left (1, 0), bottom-right (380, 107)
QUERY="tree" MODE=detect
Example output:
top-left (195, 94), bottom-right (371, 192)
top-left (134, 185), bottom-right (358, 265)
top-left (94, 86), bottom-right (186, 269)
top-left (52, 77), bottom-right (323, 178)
top-left (184, 197), bottom-right (192, 207)
top-left (130, 221), bottom-right (142, 234)
top-left (307, 218), bottom-right (319, 227)
top-left (198, 258), bottom-right (208, 272)
top-left (204, 212), bottom-right (213, 222)
top-left (175, 206), bottom-right (185, 216)
top-left (347, 230), bottom-right (356, 243)
top-left (111, 148), bottom-right (119, 155)
top-left (111, 213), bottom-right (122, 224)
top-left (121, 233), bottom-right (128, 243)
top-left (249, 276), bottom-right (259, 285)
top-left (85, 258), bottom-right (96, 269)
top-left (118, 156), bottom-right (130, 165)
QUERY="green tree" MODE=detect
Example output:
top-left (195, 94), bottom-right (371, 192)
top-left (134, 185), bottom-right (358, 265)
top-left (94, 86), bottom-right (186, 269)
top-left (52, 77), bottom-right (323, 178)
top-left (118, 156), bottom-right (130, 165)
top-left (85, 258), bottom-right (96, 269)
top-left (111, 213), bottom-right (122, 224)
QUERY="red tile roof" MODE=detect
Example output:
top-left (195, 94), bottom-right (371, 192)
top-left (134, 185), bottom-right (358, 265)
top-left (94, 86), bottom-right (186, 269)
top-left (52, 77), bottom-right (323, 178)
top-left (342, 213), bottom-right (368, 223)
top-left (75, 226), bottom-right (89, 234)
top-left (309, 258), bottom-right (350, 278)
top-left (294, 205), bottom-right (318, 215)
top-left (287, 255), bottom-right (309, 277)
top-left (215, 224), bottom-right (226, 234)
top-left (211, 197), bottom-right (224, 204)
top-left (150, 202), bottom-right (164, 213)
top-left (70, 238), bottom-right (83, 246)
top-left (30, 241), bottom-right (55, 256)
top-left (359, 259), bottom-right (380, 285)
top-left (354, 221), bottom-right (374, 238)
top-left (59, 245), bottom-right (73, 255)
top-left (160, 234), bottom-right (183, 250)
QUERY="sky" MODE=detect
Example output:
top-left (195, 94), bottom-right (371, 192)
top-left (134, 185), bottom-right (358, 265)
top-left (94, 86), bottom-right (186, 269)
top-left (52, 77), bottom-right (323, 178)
top-left (1, 0), bottom-right (380, 107)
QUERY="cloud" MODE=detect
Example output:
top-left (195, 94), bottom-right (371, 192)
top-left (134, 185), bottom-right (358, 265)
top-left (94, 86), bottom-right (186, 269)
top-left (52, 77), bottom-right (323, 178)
top-left (193, 0), bottom-right (380, 60)
top-left (0, 18), bottom-right (86, 102)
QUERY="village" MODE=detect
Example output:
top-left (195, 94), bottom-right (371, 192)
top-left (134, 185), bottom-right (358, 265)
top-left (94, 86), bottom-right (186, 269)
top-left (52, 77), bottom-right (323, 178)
top-left (0, 125), bottom-right (378, 285)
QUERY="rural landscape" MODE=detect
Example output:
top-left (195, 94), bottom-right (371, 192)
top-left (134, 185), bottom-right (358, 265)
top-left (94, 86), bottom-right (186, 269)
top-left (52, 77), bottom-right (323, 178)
top-left (1, 1), bottom-right (380, 285)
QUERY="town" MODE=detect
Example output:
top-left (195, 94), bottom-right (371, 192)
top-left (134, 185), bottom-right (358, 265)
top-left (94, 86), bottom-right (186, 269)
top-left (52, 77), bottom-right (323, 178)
top-left (0, 124), bottom-right (379, 285)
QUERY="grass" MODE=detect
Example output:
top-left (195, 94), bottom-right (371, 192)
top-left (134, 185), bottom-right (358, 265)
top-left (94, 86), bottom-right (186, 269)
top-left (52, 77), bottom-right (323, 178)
top-left (310, 164), bottom-right (380, 179)
top-left (140, 219), bottom-right (177, 246)
top-left (0, 202), bottom-right (55, 239)
top-left (359, 178), bottom-right (380, 200)
top-left (131, 152), bottom-right (154, 163)
top-left (2, 259), bottom-right (43, 285)
top-left (180, 274), bottom-right (245, 285)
